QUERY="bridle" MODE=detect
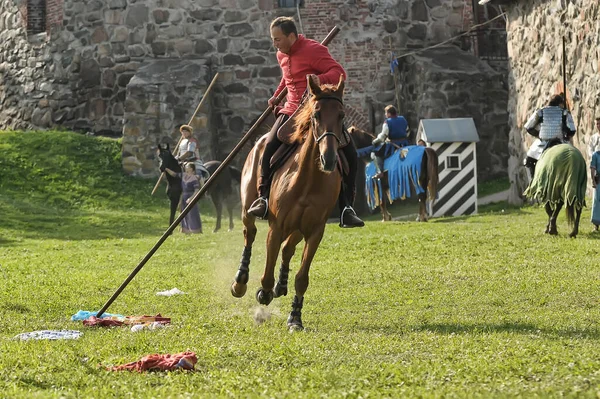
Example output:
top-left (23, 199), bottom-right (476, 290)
top-left (311, 95), bottom-right (344, 144)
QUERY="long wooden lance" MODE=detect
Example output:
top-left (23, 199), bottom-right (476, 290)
top-left (562, 36), bottom-right (568, 109)
top-left (96, 25), bottom-right (342, 318)
top-left (151, 72), bottom-right (220, 196)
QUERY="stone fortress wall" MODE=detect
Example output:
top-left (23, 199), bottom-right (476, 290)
top-left (0, 0), bottom-right (508, 180)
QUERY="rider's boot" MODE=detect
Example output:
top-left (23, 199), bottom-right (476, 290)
top-left (524, 156), bottom-right (537, 181)
top-left (338, 176), bottom-right (364, 228)
top-left (248, 176), bottom-right (270, 219)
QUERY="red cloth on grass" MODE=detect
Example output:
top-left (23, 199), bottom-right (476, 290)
top-left (108, 351), bottom-right (197, 372)
top-left (83, 314), bottom-right (170, 327)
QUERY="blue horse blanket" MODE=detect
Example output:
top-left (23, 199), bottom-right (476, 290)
top-left (364, 145), bottom-right (426, 210)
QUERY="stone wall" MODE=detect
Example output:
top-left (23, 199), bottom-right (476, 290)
top-left (0, 0), bottom-right (509, 178)
top-left (397, 47), bottom-right (509, 180)
top-left (504, 0), bottom-right (600, 203)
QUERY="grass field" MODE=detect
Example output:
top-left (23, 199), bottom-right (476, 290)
top-left (2, 131), bottom-right (600, 398)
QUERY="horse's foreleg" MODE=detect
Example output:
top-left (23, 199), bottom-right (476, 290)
top-left (169, 193), bottom-right (180, 227)
top-left (231, 213), bottom-right (257, 298)
top-left (274, 231), bottom-right (303, 298)
top-left (212, 193), bottom-right (223, 233)
top-left (288, 228), bottom-right (325, 331)
top-left (569, 206), bottom-right (582, 238)
top-left (256, 228), bottom-right (283, 306)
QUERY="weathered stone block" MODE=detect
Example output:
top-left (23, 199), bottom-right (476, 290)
top-left (153, 9), bottom-right (170, 24)
top-left (408, 24), bottom-right (428, 41)
top-left (194, 39), bottom-right (215, 54)
top-left (226, 23), bottom-right (254, 37)
top-left (125, 4), bottom-right (149, 28)
top-left (104, 10), bottom-right (123, 25)
top-left (259, 66), bottom-right (281, 78)
top-left (80, 59), bottom-right (101, 88)
top-left (224, 10), bottom-right (247, 22)
top-left (224, 83), bottom-right (249, 94)
top-left (189, 9), bottom-right (223, 21)
top-left (411, 0), bottom-right (429, 21)
top-left (223, 54), bottom-right (244, 65)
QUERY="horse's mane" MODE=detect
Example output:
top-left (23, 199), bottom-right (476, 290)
top-left (290, 85), bottom-right (342, 143)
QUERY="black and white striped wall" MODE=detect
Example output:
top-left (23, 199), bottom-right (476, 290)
top-left (429, 142), bottom-right (478, 217)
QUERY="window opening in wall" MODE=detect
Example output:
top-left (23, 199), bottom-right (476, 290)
top-left (278, 0), bottom-right (305, 7)
top-left (27, 0), bottom-right (46, 35)
top-left (446, 155), bottom-right (461, 171)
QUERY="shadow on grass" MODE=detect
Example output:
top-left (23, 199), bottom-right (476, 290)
top-left (0, 196), bottom-right (165, 241)
top-left (0, 236), bottom-right (15, 246)
top-left (432, 202), bottom-right (528, 223)
top-left (415, 322), bottom-right (600, 339)
top-left (0, 194), bottom-right (242, 241)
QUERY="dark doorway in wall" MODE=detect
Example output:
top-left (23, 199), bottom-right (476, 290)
top-left (27, 0), bottom-right (46, 35)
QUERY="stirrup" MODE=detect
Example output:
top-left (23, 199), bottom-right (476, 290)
top-left (248, 197), bottom-right (269, 219)
top-left (340, 206), bottom-right (365, 228)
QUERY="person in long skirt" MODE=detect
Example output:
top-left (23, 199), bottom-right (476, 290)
top-left (180, 163), bottom-right (203, 234)
top-left (591, 148), bottom-right (600, 231)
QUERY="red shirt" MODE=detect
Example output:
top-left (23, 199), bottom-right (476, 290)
top-left (273, 35), bottom-right (346, 116)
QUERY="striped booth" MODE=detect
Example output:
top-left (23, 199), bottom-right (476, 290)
top-left (417, 118), bottom-right (480, 218)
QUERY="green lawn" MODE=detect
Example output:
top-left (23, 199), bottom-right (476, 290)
top-left (2, 131), bottom-right (600, 398)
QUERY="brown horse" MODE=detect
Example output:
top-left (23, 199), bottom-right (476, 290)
top-left (348, 126), bottom-right (439, 222)
top-left (230, 74), bottom-right (346, 331)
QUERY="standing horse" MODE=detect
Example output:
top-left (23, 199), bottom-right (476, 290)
top-left (524, 142), bottom-right (586, 237)
top-left (157, 143), bottom-right (182, 226)
top-left (204, 160), bottom-right (241, 232)
top-left (348, 126), bottom-right (439, 222)
top-left (231, 74), bottom-right (346, 331)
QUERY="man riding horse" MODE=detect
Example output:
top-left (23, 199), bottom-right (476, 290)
top-left (371, 105), bottom-right (410, 179)
top-left (524, 94), bottom-right (576, 180)
top-left (246, 16), bottom-right (364, 228)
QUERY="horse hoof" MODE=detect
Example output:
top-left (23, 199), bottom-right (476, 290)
top-left (231, 282), bottom-right (247, 298)
top-left (256, 288), bottom-right (274, 306)
top-left (213, 228), bottom-right (220, 233)
top-left (287, 321), bottom-right (304, 332)
top-left (228, 227), bottom-right (234, 232)
top-left (273, 283), bottom-right (287, 298)
top-left (569, 232), bottom-right (578, 238)
top-left (549, 230), bottom-right (558, 235)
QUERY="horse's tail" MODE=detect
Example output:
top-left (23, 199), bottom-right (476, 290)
top-left (228, 165), bottom-right (242, 184)
top-left (425, 147), bottom-right (439, 203)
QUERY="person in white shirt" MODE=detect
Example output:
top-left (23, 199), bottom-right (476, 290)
top-left (588, 117), bottom-right (600, 159)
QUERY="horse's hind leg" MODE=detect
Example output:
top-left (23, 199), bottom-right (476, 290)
top-left (288, 228), bottom-right (325, 331)
top-left (417, 192), bottom-right (428, 222)
top-left (212, 193), bottom-right (223, 233)
top-left (545, 202), bottom-right (562, 235)
top-left (231, 213), bottom-right (257, 298)
top-left (227, 197), bottom-right (235, 232)
top-left (569, 206), bottom-right (582, 238)
top-left (274, 231), bottom-right (303, 298)
top-left (256, 228), bottom-right (284, 306)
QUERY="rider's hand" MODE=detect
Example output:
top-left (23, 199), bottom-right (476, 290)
top-left (372, 138), bottom-right (382, 146)
top-left (268, 97), bottom-right (276, 108)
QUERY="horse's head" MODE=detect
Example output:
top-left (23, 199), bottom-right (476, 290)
top-left (157, 141), bottom-right (176, 173)
top-left (306, 74), bottom-right (345, 173)
top-left (347, 125), bottom-right (373, 149)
